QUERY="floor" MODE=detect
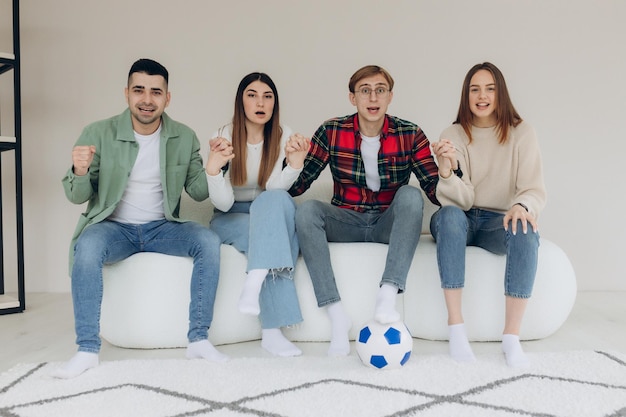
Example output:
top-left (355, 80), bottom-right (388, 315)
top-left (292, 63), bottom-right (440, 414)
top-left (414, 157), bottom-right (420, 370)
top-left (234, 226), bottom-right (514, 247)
top-left (1, 291), bottom-right (625, 373)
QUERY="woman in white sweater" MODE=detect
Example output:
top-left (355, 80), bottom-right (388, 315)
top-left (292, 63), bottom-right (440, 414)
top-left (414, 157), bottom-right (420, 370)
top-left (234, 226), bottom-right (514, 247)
top-left (205, 72), bottom-right (309, 357)
top-left (431, 62), bottom-right (546, 367)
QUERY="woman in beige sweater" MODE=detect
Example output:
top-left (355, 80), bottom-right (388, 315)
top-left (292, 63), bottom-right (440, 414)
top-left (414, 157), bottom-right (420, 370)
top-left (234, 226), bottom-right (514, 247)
top-left (431, 62), bottom-right (546, 367)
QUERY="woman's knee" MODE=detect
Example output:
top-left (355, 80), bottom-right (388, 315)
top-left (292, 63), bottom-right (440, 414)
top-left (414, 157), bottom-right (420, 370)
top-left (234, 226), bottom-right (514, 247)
top-left (254, 189), bottom-right (290, 205)
top-left (430, 206), bottom-right (467, 237)
top-left (438, 206), bottom-right (466, 225)
top-left (251, 190), bottom-right (294, 215)
top-left (507, 221), bottom-right (540, 248)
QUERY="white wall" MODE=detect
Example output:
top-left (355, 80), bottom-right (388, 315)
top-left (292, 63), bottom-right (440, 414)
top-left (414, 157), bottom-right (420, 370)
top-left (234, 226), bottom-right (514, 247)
top-left (0, 0), bottom-right (624, 293)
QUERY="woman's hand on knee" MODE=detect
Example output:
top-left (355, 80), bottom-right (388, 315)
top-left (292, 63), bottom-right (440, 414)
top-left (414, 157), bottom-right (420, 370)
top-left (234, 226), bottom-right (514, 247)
top-left (504, 204), bottom-right (537, 235)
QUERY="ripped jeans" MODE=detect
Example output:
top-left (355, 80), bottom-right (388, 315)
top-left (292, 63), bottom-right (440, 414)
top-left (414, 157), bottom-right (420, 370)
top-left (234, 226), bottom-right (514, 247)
top-left (210, 190), bottom-right (303, 329)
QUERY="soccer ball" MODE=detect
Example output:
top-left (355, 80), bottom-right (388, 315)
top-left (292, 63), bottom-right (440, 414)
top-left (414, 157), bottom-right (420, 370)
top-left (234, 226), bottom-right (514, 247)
top-left (355, 319), bottom-right (413, 370)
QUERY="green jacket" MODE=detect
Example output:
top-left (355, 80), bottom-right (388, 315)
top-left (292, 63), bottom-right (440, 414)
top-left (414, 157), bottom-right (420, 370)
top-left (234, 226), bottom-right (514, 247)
top-left (62, 109), bottom-right (209, 267)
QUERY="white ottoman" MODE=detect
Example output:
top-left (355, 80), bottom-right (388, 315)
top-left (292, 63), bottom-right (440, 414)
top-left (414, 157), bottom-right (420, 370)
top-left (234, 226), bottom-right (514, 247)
top-left (101, 238), bottom-right (576, 348)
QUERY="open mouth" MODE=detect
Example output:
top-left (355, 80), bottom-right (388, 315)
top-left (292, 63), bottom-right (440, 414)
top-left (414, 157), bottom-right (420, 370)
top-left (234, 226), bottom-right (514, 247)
top-left (139, 106), bottom-right (155, 114)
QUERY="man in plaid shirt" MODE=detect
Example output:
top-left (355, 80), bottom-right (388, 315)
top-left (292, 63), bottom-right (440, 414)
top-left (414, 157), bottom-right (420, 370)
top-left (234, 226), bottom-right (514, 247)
top-left (289, 65), bottom-right (441, 356)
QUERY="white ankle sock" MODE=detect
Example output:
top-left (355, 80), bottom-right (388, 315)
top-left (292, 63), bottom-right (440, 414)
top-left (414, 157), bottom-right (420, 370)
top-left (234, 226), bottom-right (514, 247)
top-left (374, 283), bottom-right (400, 324)
top-left (186, 340), bottom-right (229, 362)
top-left (502, 334), bottom-right (529, 367)
top-left (51, 351), bottom-right (99, 379)
top-left (448, 323), bottom-right (476, 363)
top-left (261, 328), bottom-right (302, 357)
top-left (326, 302), bottom-right (352, 356)
top-left (238, 269), bottom-right (267, 315)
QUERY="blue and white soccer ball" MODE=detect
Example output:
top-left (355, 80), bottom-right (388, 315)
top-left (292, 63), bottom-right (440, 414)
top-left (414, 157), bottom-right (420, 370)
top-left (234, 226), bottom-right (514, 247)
top-left (356, 319), bottom-right (413, 370)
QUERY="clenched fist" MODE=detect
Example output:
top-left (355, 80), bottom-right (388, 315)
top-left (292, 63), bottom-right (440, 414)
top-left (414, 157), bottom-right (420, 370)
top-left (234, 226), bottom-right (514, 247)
top-left (72, 145), bottom-right (96, 176)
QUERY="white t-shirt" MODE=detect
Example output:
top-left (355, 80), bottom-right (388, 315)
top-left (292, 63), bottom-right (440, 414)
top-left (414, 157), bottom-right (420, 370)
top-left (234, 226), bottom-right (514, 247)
top-left (108, 127), bottom-right (165, 223)
top-left (360, 134), bottom-right (381, 192)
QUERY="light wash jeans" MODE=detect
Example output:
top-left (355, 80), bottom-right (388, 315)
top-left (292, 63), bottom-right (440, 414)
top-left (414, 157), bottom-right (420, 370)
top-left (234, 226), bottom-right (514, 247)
top-left (429, 206), bottom-right (540, 298)
top-left (295, 185), bottom-right (424, 307)
top-left (209, 190), bottom-right (303, 329)
top-left (71, 219), bottom-right (222, 353)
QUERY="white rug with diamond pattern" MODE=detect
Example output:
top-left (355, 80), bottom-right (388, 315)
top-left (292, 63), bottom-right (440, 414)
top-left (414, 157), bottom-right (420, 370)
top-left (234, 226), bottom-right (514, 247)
top-left (1, 350), bottom-right (625, 417)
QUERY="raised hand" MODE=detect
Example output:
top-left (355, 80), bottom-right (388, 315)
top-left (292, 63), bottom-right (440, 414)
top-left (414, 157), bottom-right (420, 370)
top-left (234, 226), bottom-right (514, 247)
top-left (206, 137), bottom-right (235, 176)
top-left (285, 133), bottom-right (310, 169)
top-left (72, 145), bottom-right (96, 176)
top-left (431, 139), bottom-right (458, 178)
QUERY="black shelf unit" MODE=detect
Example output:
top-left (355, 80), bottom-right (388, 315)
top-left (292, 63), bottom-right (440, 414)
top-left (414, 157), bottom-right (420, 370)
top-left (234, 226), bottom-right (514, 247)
top-left (0, 0), bottom-right (25, 314)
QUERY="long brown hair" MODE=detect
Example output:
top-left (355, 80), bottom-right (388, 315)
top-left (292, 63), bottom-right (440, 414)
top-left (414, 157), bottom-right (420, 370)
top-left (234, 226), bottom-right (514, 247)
top-left (230, 72), bottom-right (282, 187)
top-left (455, 62), bottom-right (522, 144)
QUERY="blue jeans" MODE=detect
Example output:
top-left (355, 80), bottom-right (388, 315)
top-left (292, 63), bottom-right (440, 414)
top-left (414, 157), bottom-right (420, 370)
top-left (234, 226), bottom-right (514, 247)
top-left (429, 206), bottom-right (540, 298)
top-left (72, 219), bottom-right (222, 353)
top-left (209, 190), bottom-right (303, 329)
top-left (295, 185), bottom-right (424, 307)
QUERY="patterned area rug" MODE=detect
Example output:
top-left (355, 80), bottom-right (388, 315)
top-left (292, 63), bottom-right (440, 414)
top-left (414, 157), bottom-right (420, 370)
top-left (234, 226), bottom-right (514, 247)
top-left (1, 350), bottom-right (625, 417)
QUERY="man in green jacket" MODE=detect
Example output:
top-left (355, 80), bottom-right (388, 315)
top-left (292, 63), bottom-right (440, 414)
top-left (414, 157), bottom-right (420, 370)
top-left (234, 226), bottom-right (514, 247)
top-left (54, 58), bottom-right (228, 379)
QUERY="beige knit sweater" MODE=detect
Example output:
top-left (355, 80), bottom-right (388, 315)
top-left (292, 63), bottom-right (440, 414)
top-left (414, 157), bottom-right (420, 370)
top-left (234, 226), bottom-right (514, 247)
top-left (434, 121), bottom-right (546, 218)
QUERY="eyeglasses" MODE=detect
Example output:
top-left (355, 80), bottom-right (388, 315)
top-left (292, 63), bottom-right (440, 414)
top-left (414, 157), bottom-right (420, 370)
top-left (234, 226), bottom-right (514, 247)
top-left (354, 87), bottom-right (390, 97)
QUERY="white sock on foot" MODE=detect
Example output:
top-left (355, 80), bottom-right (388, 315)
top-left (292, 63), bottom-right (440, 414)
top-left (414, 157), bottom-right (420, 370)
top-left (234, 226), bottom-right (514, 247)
top-left (374, 283), bottom-right (400, 324)
top-left (326, 302), bottom-right (352, 356)
top-left (502, 334), bottom-right (529, 367)
top-left (448, 323), bottom-right (476, 363)
top-left (51, 351), bottom-right (99, 379)
top-left (261, 328), bottom-right (302, 357)
top-left (238, 269), bottom-right (267, 315)
top-left (186, 340), bottom-right (229, 362)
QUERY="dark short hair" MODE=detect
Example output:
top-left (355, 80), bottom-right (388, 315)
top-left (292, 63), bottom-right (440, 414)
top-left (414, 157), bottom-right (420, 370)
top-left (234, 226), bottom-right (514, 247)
top-left (128, 58), bottom-right (169, 84)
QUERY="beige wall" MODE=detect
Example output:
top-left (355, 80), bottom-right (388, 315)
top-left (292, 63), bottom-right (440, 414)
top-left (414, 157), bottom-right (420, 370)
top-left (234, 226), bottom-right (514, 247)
top-left (1, 0), bottom-right (624, 293)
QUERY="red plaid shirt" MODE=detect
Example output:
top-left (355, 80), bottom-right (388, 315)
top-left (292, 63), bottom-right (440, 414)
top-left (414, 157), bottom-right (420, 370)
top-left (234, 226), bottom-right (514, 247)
top-left (289, 113), bottom-right (440, 212)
